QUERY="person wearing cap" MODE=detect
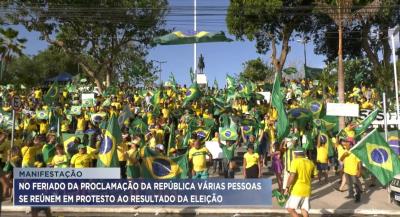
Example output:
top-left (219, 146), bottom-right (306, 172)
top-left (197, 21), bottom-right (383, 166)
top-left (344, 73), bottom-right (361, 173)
top-left (126, 140), bottom-right (140, 179)
top-left (340, 138), bottom-right (362, 203)
top-left (188, 139), bottom-right (212, 179)
top-left (243, 144), bottom-right (262, 178)
top-left (284, 147), bottom-right (318, 217)
top-left (70, 144), bottom-right (91, 168)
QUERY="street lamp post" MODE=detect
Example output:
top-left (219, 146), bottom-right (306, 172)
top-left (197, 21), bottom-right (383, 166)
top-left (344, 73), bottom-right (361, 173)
top-left (154, 60), bottom-right (166, 85)
top-left (390, 25), bottom-right (399, 129)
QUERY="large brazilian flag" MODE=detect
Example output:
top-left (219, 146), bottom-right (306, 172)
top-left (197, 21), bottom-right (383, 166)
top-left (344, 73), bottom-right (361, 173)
top-left (271, 74), bottom-right (289, 142)
top-left (140, 147), bottom-right (188, 179)
top-left (351, 129), bottom-right (400, 185)
top-left (97, 115), bottom-right (121, 167)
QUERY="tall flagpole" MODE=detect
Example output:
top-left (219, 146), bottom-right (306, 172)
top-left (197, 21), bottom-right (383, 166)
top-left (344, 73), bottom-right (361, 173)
top-left (193, 0), bottom-right (197, 82)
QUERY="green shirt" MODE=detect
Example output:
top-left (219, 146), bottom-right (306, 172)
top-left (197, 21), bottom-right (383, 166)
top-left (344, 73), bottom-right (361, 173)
top-left (220, 143), bottom-right (236, 160)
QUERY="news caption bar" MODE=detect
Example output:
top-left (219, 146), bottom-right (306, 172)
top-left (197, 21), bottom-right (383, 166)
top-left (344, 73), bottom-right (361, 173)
top-left (14, 168), bottom-right (272, 206)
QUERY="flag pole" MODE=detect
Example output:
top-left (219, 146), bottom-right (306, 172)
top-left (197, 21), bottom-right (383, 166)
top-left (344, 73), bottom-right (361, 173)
top-left (193, 0), bottom-right (197, 82)
top-left (383, 92), bottom-right (388, 142)
top-left (390, 26), bottom-right (399, 129)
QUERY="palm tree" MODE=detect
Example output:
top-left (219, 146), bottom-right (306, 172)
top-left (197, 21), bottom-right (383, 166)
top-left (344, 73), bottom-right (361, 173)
top-left (0, 28), bottom-right (27, 81)
top-left (316, 0), bottom-right (381, 129)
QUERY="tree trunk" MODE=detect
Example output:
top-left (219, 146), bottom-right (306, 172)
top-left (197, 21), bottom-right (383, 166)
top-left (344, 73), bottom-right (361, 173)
top-left (338, 21), bottom-right (345, 130)
top-left (106, 70), bottom-right (111, 88)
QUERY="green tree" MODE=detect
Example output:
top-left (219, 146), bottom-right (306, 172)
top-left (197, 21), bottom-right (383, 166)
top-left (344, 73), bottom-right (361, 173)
top-left (7, 0), bottom-right (168, 92)
top-left (226, 0), bottom-right (314, 76)
top-left (5, 46), bottom-right (78, 86)
top-left (0, 27), bottom-right (27, 82)
top-left (239, 58), bottom-right (275, 83)
top-left (315, 0), bottom-right (382, 129)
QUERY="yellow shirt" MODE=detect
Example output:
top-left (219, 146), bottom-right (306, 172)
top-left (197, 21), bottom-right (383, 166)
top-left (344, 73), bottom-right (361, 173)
top-left (117, 142), bottom-right (128, 161)
top-left (21, 146), bottom-right (37, 167)
top-left (343, 152), bottom-right (360, 176)
top-left (289, 157), bottom-right (318, 197)
top-left (51, 155), bottom-right (68, 168)
top-left (337, 144), bottom-right (345, 161)
top-left (243, 152), bottom-right (259, 169)
top-left (155, 129), bottom-right (164, 144)
top-left (148, 137), bottom-right (156, 149)
top-left (188, 147), bottom-right (209, 172)
top-left (39, 122), bottom-right (49, 135)
top-left (76, 117), bottom-right (86, 131)
top-left (316, 144), bottom-right (329, 163)
top-left (70, 153), bottom-right (91, 168)
top-left (34, 90), bottom-right (42, 99)
top-left (126, 149), bottom-right (139, 166)
top-left (61, 120), bottom-right (70, 132)
top-left (162, 108), bottom-right (170, 119)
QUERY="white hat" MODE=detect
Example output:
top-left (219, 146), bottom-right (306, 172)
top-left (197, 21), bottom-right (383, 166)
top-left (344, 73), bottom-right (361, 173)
top-left (156, 144), bottom-right (165, 151)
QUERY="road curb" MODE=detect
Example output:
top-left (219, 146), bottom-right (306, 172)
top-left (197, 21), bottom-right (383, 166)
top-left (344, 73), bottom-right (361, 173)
top-left (3, 206), bottom-right (400, 215)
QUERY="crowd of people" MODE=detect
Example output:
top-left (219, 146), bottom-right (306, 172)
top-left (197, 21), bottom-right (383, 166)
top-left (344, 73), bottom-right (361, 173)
top-left (0, 76), bottom-right (384, 215)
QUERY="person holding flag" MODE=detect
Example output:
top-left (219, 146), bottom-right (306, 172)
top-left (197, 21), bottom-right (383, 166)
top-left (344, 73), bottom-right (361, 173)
top-left (188, 139), bottom-right (212, 179)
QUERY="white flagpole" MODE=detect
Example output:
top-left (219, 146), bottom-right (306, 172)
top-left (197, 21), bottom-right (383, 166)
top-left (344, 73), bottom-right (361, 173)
top-left (193, 0), bottom-right (197, 81)
top-left (390, 26), bottom-right (399, 129)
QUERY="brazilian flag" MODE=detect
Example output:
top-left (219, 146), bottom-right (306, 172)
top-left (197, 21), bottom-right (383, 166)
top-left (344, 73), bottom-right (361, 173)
top-left (43, 82), bottom-right (59, 105)
top-left (288, 108), bottom-right (312, 129)
top-left (319, 127), bottom-right (334, 157)
top-left (242, 125), bottom-right (254, 136)
top-left (70, 106), bottom-right (82, 115)
top-left (140, 147), bottom-right (188, 179)
top-left (194, 128), bottom-right (210, 141)
top-left (153, 31), bottom-right (233, 45)
top-left (129, 118), bottom-right (148, 136)
top-left (351, 129), bottom-right (400, 185)
top-left (97, 115), bottom-right (121, 167)
top-left (219, 127), bottom-right (238, 141)
top-left (36, 110), bottom-right (49, 120)
top-left (271, 74), bottom-right (289, 142)
top-left (183, 83), bottom-right (200, 107)
top-left (308, 101), bottom-right (324, 119)
top-left (62, 133), bottom-right (82, 157)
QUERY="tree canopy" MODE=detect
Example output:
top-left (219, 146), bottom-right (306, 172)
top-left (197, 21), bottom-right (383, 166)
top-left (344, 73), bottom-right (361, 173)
top-left (239, 58), bottom-right (275, 83)
top-left (5, 0), bottom-right (168, 91)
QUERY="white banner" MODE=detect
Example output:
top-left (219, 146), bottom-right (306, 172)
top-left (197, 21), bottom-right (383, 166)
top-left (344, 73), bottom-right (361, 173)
top-left (205, 141), bottom-right (224, 159)
top-left (257, 92), bottom-right (271, 103)
top-left (326, 103), bottom-right (359, 117)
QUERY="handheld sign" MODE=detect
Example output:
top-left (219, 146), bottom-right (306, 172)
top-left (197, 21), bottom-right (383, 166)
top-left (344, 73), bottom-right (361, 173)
top-left (12, 96), bottom-right (21, 110)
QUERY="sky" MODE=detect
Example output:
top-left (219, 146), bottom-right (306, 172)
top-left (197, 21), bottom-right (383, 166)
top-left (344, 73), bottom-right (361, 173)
top-left (13, 0), bottom-right (329, 86)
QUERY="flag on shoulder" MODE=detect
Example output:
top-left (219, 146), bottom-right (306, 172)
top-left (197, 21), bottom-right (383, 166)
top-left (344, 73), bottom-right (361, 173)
top-left (140, 147), bottom-right (188, 179)
top-left (350, 129), bottom-right (400, 185)
top-left (97, 114), bottom-right (121, 167)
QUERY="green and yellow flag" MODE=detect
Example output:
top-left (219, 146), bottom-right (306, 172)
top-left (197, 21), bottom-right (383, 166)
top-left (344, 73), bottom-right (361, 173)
top-left (355, 109), bottom-right (379, 138)
top-left (350, 129), bottom-right (400, 185)
top-left (43, 82), bottom-right (59, 105)
top-left (150, 89), bottom-right (162, 106)
top-left (97, 115), bottom-right (121, 167)
top-left (62, 133), bottom-right (81, 157)
top-left (36, 110), bottom-right (49, 120)
top-left (272, 74), bottom-right (289, 142)
top-left (140, 147), bottom-right (188, 179)
top-left (183, 83), bottom-right (200, 106)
